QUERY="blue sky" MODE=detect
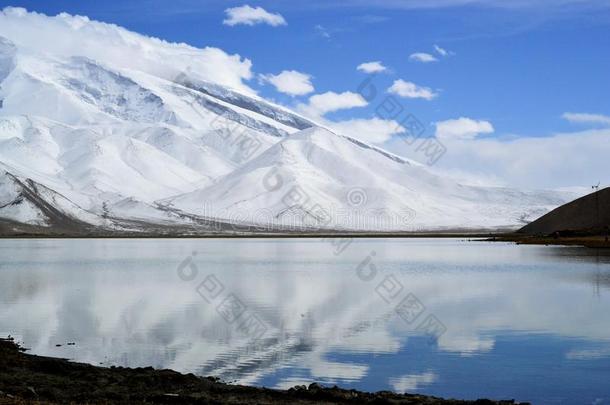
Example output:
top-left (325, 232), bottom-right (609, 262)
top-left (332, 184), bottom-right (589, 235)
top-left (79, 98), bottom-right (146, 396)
top-left (2, 0), bottom-right (609, 188)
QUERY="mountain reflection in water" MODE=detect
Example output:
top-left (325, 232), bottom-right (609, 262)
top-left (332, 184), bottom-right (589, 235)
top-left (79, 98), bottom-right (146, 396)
top-left (1, 238), bottom-right (609, 404)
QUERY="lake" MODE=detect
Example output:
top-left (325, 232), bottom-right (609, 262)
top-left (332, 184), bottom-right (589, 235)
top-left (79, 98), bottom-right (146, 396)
top-left (1, 238), bottom-right (609, 404)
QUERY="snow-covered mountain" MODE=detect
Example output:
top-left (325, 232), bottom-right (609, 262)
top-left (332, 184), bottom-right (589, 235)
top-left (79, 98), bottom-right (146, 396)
top-left (0, 8), bottom-right (571, 234)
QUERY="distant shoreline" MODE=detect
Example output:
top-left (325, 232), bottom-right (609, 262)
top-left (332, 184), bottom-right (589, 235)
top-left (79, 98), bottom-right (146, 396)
top-left (0, 231), bottom-right (500, 239)
top-left (3, 228), bottom-right (610, 249)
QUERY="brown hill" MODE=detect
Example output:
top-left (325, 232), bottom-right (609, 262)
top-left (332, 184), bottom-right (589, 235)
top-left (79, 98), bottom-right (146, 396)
top-left (519, 187), bottom-right (610, 235)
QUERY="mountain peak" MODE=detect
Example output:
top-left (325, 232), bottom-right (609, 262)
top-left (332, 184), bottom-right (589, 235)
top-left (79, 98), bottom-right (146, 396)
top-left (0, 9), bottom-right (574, 235)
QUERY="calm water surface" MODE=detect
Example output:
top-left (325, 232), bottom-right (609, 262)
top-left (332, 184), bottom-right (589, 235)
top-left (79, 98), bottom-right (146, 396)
top-left (1, 238), bottom-right (610, 404)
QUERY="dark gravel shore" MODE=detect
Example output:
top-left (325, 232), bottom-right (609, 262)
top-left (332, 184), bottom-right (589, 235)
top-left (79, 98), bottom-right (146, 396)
top-left (0, 338), bottom-right (527, 405)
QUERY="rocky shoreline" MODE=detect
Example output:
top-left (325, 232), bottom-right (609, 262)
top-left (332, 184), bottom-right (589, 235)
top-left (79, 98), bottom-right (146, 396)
top-left (0, 338), bottom-right (526, 404)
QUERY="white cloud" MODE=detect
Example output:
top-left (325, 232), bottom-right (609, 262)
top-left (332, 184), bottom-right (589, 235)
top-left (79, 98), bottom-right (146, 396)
top-left (562, 112), bottom-right (610, 126)
top-left (260, 70), bottom-right (314, 96)
top-left (298, 91), bottom-right (367, 117)
top-left (434, 44), bottom-right (448, 56)
top-left (390, 371), bottom-right (437, 392)
top-left (434, 44), bottom-right (455, 57)
top-left (357, 61), bottom-right (387, 73)
top-left (297, 91), bottom-right (401, 144)
top-left (315, 24), bottom-right (331, 38)
top-left (389, 128), bottom-right (610, 189)
top-left (435, 117), bottom-right (494, 140)
top-left (409, 52), bottom-right (438, 63)
top-left (223, 5), bottom-right (286, 27)
top-left (330, 117), bottom-right (405, 144)
top-left (0, 7), bottom-right (255, 93)
top-left (388, 79), bottom-right (437, 100)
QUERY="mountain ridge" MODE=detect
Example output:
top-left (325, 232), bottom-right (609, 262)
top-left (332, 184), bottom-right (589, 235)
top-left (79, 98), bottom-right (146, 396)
top-left (0, 8), bottom-right (575, 234)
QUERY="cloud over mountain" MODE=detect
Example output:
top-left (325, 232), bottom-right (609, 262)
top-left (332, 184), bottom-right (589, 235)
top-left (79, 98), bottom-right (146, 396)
top-left (0, 7), bottom-right (255, 93)
top-left (261, 70), bottom-right (314, 96)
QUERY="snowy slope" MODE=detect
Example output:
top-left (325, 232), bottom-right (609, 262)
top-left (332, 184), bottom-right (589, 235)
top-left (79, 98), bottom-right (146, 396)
top-left (166, 127), bottom-right (568, 231)
top-left (0, 8), bottom-right (574, 233)
top-left (0, 168), bottom-right (106, 228)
